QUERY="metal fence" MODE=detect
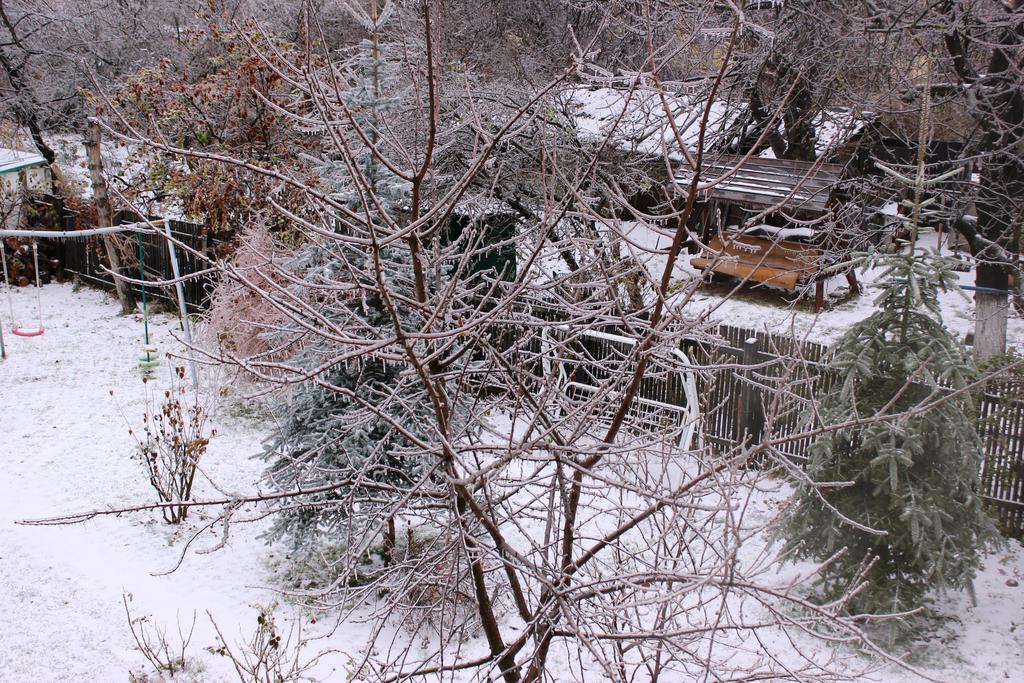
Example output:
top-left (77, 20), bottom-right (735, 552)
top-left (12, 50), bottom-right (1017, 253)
top-left (541, 326), bottom-right (700, 449)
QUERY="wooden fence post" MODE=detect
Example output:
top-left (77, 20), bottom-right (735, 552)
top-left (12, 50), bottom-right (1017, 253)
top-left (735, 337), bottom-right (764, 443)
top-left (85, 120), bottom-right (135, 315)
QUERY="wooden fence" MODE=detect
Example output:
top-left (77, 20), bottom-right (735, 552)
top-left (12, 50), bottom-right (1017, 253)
top-left (683, 325), bottom-right (833, 460)
top-left (50, 240), bottom-right (1024, 537)
top-left (511, 307), bottom-right (1023, 537)
top-left (977, 379), bottom-right (1024, 537)
top-left (687, 324), bottom-right (1024, 538)
top-left (60, 217), bottom-right (219, 313)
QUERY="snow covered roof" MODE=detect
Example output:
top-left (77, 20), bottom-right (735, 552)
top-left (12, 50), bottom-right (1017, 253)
top-left (0, 148), bottom-right (47, 175)
top-left (812, 109), bottom-right (868, 159)
top-left (757, 109), bottom-right (870, 161)
top-left (561, 86), bottom-right (740, 159)
top-left (562, 88), bottom-right (868, 166)
top-left (676, 155), bottom-right (844, 213)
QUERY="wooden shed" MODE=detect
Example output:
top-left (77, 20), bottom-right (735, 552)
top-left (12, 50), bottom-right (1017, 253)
top-left (679, 155), bottom-right (858, 309)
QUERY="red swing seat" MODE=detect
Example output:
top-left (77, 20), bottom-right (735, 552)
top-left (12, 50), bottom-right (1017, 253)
top-left (11, 326), bottom-right (44, 337)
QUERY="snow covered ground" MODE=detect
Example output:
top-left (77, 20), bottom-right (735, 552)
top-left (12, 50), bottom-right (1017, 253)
top-left (0, 283), bottom-right (1021, 682)
top-left (0, 284), bottom-right (356, 681)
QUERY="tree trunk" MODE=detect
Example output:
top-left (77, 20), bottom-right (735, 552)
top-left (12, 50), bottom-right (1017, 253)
top-left (974, 290), bottom-right (1008, 362)
top-left (781, 74), bottom-right (818, 161)
top-left (382, 515), bottom-right (396, 566)
top-left (85, 121), bottom-right (135, 315)
top-left (942, 4), bottom-right (1023, 362)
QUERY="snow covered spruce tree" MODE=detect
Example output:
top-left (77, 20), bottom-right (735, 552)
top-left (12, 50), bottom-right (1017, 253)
top-left (780, 249), bottom-right (999, 616)
top-left (262, 6), bottom-right (447, 570)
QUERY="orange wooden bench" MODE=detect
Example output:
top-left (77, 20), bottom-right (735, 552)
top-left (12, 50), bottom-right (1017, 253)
top-left (690, 233), bottom-right (822, 292)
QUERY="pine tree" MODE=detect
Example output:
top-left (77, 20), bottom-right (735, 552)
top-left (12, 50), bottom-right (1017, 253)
top-left (782, 75), bottom-right (999, 618)
top-left (780, 251), bottom-right (999, 616)
top-left (261, 6), bottom-right (451, 567)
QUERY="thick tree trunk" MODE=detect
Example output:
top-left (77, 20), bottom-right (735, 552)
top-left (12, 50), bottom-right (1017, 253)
top-left (749, 89), bottom-right (788, 158)
top-left (974, 291), bottom-right (1008, 361)
top-left (85, 121), bottom-right (135, 315)
top-left (782, 75), bottom-right (818, 161)
top-left (943, 2), bottom-right (1023, 362)
top-left (975, 262), bottom-right (1009, 361)
top-left (971, 167), bottom-right (1017, 361)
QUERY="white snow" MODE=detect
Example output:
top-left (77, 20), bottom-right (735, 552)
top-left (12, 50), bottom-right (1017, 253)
top-left (814, 109), bottom-right (867, 158)
top-left (0, 284), bottom-right (357, 681)
top-left (756, 108), bottom-right (868, 159)
top-left (0, 147), bottom-right (47, 174)
top-left (738, 223), bottom-right (816, 240)
top-left (881, 200), bottom-right (900, 216)
top-left (50, 133), bottom-right (186, 219)
top-left (562, 86), bottom-right (740, 159)
top-left (605, 222), bottom-right (1024, 347)
top-left (686, 230), bottom-right (1024, 346)
top-left (0, 282), bottom-right (1022, 681)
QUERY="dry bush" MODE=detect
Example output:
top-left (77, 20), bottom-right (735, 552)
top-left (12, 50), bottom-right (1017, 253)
top-left (200, 222), bottom-right (304, 389)
top-left (124, 594), bottom-right (203, 682)
top-left (207, 604), bottom-right (322, 683)
top-left (128, 367), bottom-right (214, 524)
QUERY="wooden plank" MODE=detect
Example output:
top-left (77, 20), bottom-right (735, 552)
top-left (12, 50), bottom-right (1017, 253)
top-left (690, 257), bottom-right (802, 290)
top-left (701, 188), bottom-right (832, 213)
top-left (680, 155), bottom-right (845, 213)
top-left (724, 234), bottom-right (822, 265)
top-left (697, 155), bottom-right (844, 178)
top-left (700, 170), bottom-right (838, 195)
top-left (691, 234), bottom-right (822, 290)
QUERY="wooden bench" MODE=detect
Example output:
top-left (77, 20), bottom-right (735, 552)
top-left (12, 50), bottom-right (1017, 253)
top-left (690, 233), bottom-right (823, 292)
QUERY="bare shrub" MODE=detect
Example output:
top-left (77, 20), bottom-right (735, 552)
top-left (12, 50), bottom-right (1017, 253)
top-left (207, 604), bottom-right (321, 683)
top-left (376, 527), bottom-right (479, 635)
top-left (124, 594), bottom-right (203, 681)
top-left (128, 367), bottom-right (214, 524)
top-left (200, 222), bottom-right (304, 390)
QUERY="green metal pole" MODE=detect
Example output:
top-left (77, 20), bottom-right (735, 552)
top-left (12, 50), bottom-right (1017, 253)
top-left (137, 232), bottom-right (151, 360)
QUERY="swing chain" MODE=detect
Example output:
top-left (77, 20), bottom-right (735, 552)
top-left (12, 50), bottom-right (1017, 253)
top-left (2, 238), bottom-right (44, 336)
